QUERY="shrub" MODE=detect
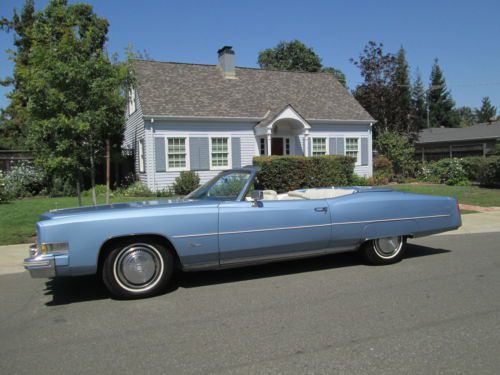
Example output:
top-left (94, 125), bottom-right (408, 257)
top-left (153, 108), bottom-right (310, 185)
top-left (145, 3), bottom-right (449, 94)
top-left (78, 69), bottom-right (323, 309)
top-left (418, 158), bottom-right (469, 186)
top-left (253, 155), bottom-right (354, 193)
top-left (123, 181), bottom-right (154, 197)
top-left (373, 155), bottom-right (393, 183)
top-left (478, 156), bottom-right (500, 187)
top-left (445, 158), bottom-right (469, 186)
top-left (4, 161), bottom-right (47, 198)
top-left (460, 156), bottom-right (484, 182)
top-left (172, 171), bottom-right (200, 195)
top-left (0, 170), bottom-right (11, 204)
top-left (82, 184), bottom-right (108, 197)
top-left (375, 132), bottom-right (415, 177)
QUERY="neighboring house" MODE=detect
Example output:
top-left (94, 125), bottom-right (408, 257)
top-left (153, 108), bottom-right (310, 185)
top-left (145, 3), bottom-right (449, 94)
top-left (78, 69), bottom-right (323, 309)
top-left (124, 46), bottom-right (375, 191)
top-left (415, 121), bottom-right (500, 161)
top-left (0, 150), bottom-right (33, 172)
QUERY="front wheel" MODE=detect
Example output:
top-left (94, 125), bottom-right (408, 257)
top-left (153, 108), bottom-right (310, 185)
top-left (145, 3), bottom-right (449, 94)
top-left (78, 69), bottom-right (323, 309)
top-left (102, 240), bottom-right (173, 299)
top-left (361, 236), bottom-right (406, 265)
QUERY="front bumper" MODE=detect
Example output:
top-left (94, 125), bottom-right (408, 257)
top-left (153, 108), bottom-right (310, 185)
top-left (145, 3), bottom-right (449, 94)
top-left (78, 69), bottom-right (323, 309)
top-left (23, 244), bottom-right (56, 278)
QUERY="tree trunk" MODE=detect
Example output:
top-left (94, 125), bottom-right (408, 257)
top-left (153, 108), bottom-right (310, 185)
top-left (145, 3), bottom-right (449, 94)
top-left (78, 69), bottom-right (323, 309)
top-left (90, 151), bottom-right (97, 206)
top-left (76, 179), bottom-right (82, 207)
top-left (106, 139), bottom-right (110, 204)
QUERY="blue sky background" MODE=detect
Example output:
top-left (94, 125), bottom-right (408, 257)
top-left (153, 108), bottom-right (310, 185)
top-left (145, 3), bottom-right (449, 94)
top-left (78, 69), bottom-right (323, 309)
top-left (1, 0), bottom-right (499, 111)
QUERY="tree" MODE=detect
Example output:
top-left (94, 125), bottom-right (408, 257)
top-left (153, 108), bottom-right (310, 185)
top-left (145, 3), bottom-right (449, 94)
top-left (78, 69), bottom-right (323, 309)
top-left (428, 59), bottom-right (458, 127)
top-left (475, 96), bottom-right (497, 123)
top-left (454, 106), bottom-right (476, 127)
top-left (258, 40), bottom-right (322, 72)
top-left (21, 0), bottom-right (129, 204)
top-left (411, 70), bottom-right (427, 130)
top-left (374, 131), bottom-right (414, 177)
top-left (391, 47), bottom-right (413, 136)
top-left (258, 40), bottom-right (347, 86)
top-left (351, 41), bottom-right (397, 135)
top-left (321, 66), bottom-right (347, 87)
top-left (0, 0), bottom-right (36, 149)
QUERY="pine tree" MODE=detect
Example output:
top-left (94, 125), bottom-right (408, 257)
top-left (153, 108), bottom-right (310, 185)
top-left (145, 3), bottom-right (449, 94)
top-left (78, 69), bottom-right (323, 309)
top-left (475, 97), bottom-right (497, 123)
top-left (411, 70), bottom-right (427, 130)
top-left (428, 59), bottom-right (457, 127)
top-left (391, 47), bottom-right (413, 135)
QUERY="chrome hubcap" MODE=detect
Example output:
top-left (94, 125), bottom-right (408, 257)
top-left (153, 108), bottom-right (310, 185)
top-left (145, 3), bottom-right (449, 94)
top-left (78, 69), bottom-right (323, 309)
top-left (114, 244), bottom-right (163, 291)
top-left (373, 236), bottom-right (403, 259)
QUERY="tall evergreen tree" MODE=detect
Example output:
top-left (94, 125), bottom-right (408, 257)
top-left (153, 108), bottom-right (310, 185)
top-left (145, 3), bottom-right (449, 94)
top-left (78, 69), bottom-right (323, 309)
top-left (475, 96), bottom-right (497, 123)
top-left (428, 59), bottom-right (457, 127)
top-left (411, 70), bottom-right (427, 130)
top-left (0, 0), bottom-right (36, 149)
top-left (454, 106), bottom-right (476, 127)
top-left (391, 47), bottom-right (413, 135)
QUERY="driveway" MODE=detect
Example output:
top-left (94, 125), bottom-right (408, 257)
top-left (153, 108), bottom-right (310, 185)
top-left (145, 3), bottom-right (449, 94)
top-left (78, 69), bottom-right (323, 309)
top-left (1, 233), bottom-right (499, 374)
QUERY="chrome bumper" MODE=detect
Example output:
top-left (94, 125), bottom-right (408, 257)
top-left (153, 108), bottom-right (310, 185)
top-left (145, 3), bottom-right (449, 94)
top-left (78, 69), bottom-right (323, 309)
top-left (23, 244), bottom-right (56, 278)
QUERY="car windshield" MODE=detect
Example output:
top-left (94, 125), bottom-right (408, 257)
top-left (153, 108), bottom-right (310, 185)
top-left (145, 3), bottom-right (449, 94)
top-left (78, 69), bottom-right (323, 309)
top-left (186, 171), bottom-right (252, 201)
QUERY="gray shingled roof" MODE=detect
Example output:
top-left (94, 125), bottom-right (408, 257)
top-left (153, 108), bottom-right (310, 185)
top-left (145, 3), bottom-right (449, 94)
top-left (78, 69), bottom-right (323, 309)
top-left (417, 121), bottom-right (500, 144)
top-left (132, 60), bottom-right (374, 122)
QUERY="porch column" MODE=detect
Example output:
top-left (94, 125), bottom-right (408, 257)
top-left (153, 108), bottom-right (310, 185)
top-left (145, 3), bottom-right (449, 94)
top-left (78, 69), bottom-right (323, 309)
top-left (304, 131), bottom-right (309, 156)
top-left (266, 132), bottom-right (272, 156)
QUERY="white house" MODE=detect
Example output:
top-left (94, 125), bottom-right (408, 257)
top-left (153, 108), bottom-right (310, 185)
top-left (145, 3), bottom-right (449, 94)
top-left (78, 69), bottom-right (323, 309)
top-left (124, 46), bottom-right (375, 191)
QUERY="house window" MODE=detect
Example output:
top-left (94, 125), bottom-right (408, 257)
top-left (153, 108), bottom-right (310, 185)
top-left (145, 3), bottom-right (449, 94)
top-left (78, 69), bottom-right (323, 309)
top-left (285, 138), bottom-right (291, 155)
top-left (128, 87), bottom-right (136, 115)
top-left (167, 137), bottom-right (187, 169)
top-left (312, 138), bottom-right (327, 156)
top-left (346, 138), bottom-right (360, 165)
top-left (260, 138), bottom-right (266, 155)
top-left (211, 137), bottom-right (230, 169)
top-left (138, 139), bottom-right (145, 173)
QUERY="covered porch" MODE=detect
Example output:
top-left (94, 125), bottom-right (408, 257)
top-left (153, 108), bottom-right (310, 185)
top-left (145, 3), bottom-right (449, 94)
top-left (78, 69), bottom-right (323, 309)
top-left (254, 105), bottom-right (311, 156)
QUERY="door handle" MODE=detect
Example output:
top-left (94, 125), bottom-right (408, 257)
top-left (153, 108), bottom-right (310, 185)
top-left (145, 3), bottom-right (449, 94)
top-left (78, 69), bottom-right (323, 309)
top-left (314, 207), bottom-right (328, 212)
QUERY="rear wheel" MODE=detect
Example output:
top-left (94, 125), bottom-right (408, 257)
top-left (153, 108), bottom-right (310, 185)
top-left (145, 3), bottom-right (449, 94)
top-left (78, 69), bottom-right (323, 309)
top-left (102, 239), bottom-right (173, 299)
top-left (361, 236), bottom-right (406, 265)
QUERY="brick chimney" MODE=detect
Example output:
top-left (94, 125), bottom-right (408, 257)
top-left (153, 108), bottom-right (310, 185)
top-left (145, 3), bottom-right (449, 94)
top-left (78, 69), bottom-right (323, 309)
top-left (217, 46), bottom-right (236, 79)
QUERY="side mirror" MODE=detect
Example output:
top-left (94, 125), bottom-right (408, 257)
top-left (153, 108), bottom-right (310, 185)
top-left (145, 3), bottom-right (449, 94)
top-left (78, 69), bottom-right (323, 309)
top-left (251, 190), bottom-right (264, 207)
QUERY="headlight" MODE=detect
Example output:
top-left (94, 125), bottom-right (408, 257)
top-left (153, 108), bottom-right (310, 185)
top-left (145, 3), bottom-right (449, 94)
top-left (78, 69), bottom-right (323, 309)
top-left (40, 242), bottom-right (69, 255)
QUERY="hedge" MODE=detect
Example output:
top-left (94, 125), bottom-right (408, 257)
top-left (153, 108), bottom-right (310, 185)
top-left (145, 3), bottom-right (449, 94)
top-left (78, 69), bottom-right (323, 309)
top-left (253, 155), bottom-right (355, 193)
top-left (478, 156), bottom-right (500, 187)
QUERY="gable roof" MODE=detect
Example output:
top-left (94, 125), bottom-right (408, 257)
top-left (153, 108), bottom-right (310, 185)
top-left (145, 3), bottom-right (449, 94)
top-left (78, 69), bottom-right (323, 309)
top-left (132, 60), bottom-right (374, 122)
top-left (417, 121), bottom-right (500, 144)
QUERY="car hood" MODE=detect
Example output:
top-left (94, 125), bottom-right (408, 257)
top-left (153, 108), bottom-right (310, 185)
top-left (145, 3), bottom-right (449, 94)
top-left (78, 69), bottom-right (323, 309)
top-left (39, 199), bottom-right (216, 220)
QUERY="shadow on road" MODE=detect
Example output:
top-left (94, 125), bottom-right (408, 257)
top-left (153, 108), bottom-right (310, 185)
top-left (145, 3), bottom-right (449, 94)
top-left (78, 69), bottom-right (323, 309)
top-left (44, 243), bottom-right (450, 306)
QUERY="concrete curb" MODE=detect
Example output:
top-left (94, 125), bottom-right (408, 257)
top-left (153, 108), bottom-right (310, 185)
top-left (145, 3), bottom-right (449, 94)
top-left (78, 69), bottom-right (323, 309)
top-left (2, 211), bottom-right (500, 276)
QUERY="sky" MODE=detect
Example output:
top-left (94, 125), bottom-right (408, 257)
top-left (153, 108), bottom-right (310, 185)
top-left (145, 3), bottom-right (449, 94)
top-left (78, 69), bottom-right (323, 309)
top-left (1, 0), bottom-right (499, 111)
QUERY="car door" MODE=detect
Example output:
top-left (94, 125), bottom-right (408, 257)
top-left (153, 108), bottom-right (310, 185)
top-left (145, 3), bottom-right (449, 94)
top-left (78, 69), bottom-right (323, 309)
top-left (218, 199), bottom-right (331, 265)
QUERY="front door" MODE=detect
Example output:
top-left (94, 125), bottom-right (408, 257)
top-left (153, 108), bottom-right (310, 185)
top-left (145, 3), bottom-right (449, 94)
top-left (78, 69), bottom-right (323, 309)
top-left (218, 200), bottom-right (331, 265)
top-left (271, 137), bottom-right (284, 155)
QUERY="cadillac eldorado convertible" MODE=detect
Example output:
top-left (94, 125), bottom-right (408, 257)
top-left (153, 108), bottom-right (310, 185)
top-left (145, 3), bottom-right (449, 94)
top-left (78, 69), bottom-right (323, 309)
top-left (24, 166), bottom-right (461, 298)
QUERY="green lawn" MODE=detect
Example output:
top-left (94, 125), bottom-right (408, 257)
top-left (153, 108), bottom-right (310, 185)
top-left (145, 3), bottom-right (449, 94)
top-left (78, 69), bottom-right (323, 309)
top-left (0, 196), bottom-right (157, 246)
top-left (387, 184), bottom-right (500, 207)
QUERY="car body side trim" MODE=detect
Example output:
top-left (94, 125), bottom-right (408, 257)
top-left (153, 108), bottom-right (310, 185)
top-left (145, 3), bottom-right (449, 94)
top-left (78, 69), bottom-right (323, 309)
top-left (172, 214), bottom-right (450, 239)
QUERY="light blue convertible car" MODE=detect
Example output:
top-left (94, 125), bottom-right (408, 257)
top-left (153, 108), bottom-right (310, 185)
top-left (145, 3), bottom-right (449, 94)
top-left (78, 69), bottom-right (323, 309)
top-left (24, 166), bottom-right (461, 298)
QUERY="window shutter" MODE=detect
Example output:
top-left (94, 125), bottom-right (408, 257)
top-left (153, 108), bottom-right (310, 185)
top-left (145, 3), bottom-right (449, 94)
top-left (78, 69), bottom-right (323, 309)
top-left (307, 137), bottom-right (312, 156)
top-left (189, 137), bottom-right (210, 171)
top-left (231, 137), bottom-right (241, 168)
top-left (329, 138), bottom-right (338, 155)
top-left (155, 138), bottom-right (166, 172)
top-left (336, 137), bottom-right (345, 155)
top-left (361, 138), bottom-right (369, 166)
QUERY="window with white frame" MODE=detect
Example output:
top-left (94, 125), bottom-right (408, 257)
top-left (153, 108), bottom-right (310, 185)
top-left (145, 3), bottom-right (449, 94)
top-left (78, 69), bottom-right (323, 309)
top-left (128, 87), bottom-right (136, 115)
top-left (345, 138), bottom-right (360, 164)
top-left (260, 138), bottom-right (266, 155)
top-left (211, 137), bottom-right (230, 169)
top-left (285, 138), bottom-right (291, 155)
top-left (312, 138), bottom-right (327, 156)
top-left (167, 137), bottom-right (187, 169)
top-left (138, 139), bottom-right (145, 173)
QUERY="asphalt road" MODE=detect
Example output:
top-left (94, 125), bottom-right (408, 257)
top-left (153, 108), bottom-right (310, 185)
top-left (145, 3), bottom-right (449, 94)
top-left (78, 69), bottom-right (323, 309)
top-left (1, 233), bottom-right (500, 375)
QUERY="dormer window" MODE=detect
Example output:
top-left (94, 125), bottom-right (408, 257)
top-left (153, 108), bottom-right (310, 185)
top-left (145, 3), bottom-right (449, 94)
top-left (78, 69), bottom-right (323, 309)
top-left (128, 87), bottom-right (136, 115)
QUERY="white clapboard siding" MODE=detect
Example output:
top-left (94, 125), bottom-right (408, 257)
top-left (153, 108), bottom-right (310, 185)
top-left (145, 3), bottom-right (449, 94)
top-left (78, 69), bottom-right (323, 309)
top-left (123, 91), bottom-right (147, 184)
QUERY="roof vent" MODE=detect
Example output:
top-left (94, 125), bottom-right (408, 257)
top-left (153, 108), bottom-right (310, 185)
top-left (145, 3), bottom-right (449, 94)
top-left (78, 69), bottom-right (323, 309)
top-left (217, 46), bottom-right (236, 79)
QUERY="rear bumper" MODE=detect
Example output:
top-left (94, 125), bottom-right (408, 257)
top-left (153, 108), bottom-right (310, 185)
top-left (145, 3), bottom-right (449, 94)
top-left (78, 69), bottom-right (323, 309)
top-left (23, 244), bottom-right (56, 278)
